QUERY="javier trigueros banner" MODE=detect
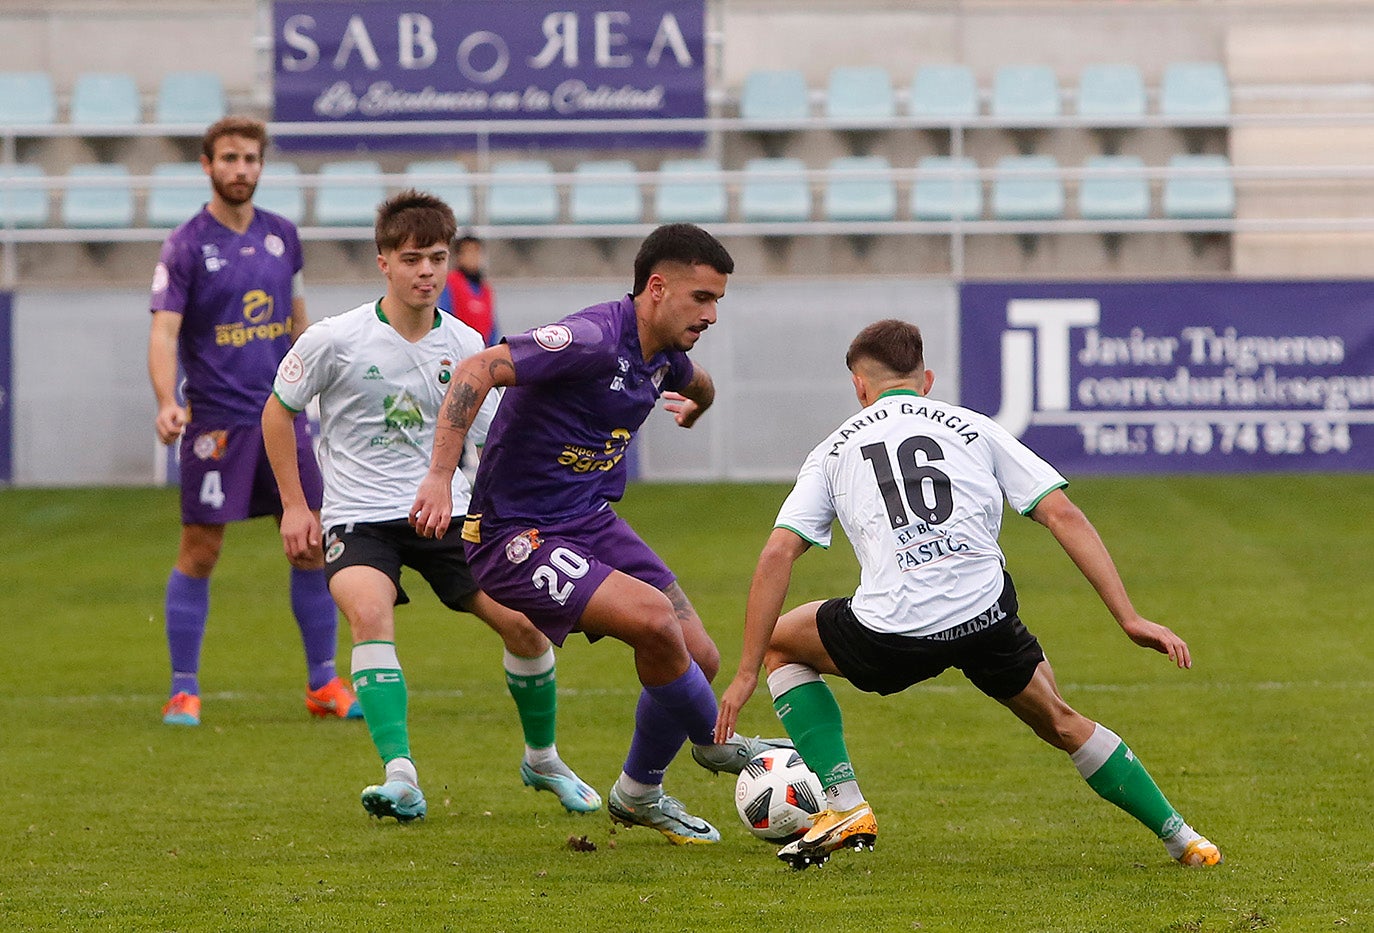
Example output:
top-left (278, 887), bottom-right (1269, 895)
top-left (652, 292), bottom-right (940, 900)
top-left (272, 0), bottom-right (705, 149)
top-left (959, 281), bottom-right (1374, 474)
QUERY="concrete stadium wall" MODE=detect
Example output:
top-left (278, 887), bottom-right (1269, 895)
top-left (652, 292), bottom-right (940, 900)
top-left (8, 278), bottom-right (958, 486)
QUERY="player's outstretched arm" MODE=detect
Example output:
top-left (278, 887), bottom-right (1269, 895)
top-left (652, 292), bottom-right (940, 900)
top-left (148, 311), bottom-right (188, 444)
top-left (411, 344), bottom-right (516, 539)
top-left (1030, 489), bottom-right (1193, 669)
top-left (715, 527), bottom-right (811, 743)
top-left (661, 364), bottom-right (715, 429)
top-left (262, 395), bottom-right (321, 563)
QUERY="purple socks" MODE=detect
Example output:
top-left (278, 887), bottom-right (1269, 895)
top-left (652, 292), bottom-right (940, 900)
top-left (622, 660), bottom-right (718, 785)
top-left (290, 568), bottom-right (340, 691)
top-left (165, 569), bottom-right (209, 696)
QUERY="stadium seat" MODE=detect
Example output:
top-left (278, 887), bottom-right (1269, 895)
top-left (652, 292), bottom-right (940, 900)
top-left (314, 160), bottom-right (386, 226)
top-left (825, 66), bottom-right (895, 120)
top-left (1159, 61), bottom-right (1231, 121)
top-left (569, 160), bottom-right (642, 224)
top-left (254, 162), bottom-right (306, 225)
top-left (739, 69), bottom-right (810, 121)
top-left (739, 157), bottom-right (811, 222)
top-left (487, 160), bottom-right (559, 225)
top-left (991, 65), bottom-right (1061, 121)
top-left (155, 72), bottom-right (227, 125)
top-left (653, 158), bottom-right (727, 224)
top-left (1076, 64), bottom-right (1146, 121)
top-left (1078, 155), bottom-right (1150, 220)
top-left (404, 160), bottom-right (474, 225)
top-left (992, 155), bottom-right (1064, 220)
top-left (1163, 154), bottom-right (1235, 218)
top-left (911, 155), bottom-right (982, 221)
top-left (909, 64), bottom-right (979, 120)
top-left (147, 162), bottom-right (207, 227)
top-left (823, 155), bottom-right (896, 221)
top-left (0, 164), bottom-right (49, 228)
top-left (70, 72), bottom-right (142, 125)
top-left (0, 72), bottom-right (58, 126)
top-left (61, 164), bottom-right (135, 228)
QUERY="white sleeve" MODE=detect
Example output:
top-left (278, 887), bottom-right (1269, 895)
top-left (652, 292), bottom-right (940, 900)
top-left (272, 320), bottom-right (334, 412)
top-left (773, 447), bottom-right (836, 548)
top-left (980, 415), bottom-right (1068, 514)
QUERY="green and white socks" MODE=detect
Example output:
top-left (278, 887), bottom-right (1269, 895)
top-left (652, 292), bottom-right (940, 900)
top-left (1071, 722), bottom-right (1203, 859)
top-left (504, 646), bottom-right (561, 769)
top-left (768, 664), bottom-right (867, 812)
top-left (351, 641), bottom-right (417, 786)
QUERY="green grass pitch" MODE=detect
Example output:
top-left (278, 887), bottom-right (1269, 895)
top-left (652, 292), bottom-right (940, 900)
top-left (2, 477), bottom-right (1371, 932)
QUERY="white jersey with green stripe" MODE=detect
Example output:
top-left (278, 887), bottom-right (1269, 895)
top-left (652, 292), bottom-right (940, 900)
top-left (272, 301), bottom-right (498, 529)
top-left (774, 389), bottom-right (1066, 637)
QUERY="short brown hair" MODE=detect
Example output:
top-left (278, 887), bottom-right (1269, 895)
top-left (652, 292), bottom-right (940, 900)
top-left (201, 116), bottom-right (268, 161)
top-left (375, 189), bottom-right (457, 254)
top-left (845, 319), bottom-right (926, 376)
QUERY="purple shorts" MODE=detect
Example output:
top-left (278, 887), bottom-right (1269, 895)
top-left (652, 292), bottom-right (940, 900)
top-left (463, 505), bottom-right (674, 646)
top-left (178, 417), bottom-right (323, 525)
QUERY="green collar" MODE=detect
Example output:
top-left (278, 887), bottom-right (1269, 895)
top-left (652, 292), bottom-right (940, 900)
top-left (375, 299), bottom-right (441, 329)
top-left (877, 388), bottom-right (923, 400)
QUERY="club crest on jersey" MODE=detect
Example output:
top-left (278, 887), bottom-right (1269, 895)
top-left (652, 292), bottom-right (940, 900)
top-left (651, 365), bottom-right (669, 389)
top-left (192, 430), bottom-right (228, 461)
top-left (264, 234), bottom-right (286, 257)
top-left (505, 529), bottom-right (542, 564)
top-left (438, 358), bottom-right (453, 385)
top-left (532, 324), bottom-right (572, 352)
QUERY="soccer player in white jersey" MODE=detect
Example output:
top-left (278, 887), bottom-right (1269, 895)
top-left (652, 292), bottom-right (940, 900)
top-left (714, 319), bottom-right (1221, 870)
top-left (261, 190), bottom-right (599, 822)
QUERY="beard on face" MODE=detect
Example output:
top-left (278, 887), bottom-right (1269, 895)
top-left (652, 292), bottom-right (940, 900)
top-left (211, 175), bottom-right (257, 207)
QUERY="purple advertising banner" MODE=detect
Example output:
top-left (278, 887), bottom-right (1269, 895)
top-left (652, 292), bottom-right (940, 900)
top-left (272, 0), bottom-right (705, 149)
top-left (0, 292), bottom-right (11, 483)
top-left (959, 282), bottom-right (1374, 474)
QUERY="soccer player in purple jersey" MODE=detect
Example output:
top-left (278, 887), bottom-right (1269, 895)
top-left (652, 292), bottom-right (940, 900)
top-left (409, 224), bottom-right (790, 845)
top-left (147, 116), bottom-right (358, 727)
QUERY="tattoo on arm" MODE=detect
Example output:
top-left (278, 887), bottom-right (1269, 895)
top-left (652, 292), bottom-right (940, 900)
top-left (487, 357), bottom-right (516, 385)
top-left (442, 382), bottom-right (481, 432)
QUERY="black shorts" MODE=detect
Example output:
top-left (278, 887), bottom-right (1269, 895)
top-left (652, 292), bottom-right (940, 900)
top-left (816, 572), bottom-right (1045, 699)
top-left (323, 519), bottom-right (479, 611)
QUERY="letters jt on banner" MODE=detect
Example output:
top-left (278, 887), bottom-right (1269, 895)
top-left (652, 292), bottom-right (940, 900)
top-left (273, 0), bottom-right (705, 149)
top-left (959, 282), bottom-right (1374, 474)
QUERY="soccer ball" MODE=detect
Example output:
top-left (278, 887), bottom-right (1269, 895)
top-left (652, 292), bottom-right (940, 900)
top-left (734, 749), bottom-right (824, 843)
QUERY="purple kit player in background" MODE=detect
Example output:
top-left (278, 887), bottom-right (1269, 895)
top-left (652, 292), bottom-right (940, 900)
top-left (409, 223), bottom-right (790, 845)
top-left (147, 115), bottom-right (359, 727)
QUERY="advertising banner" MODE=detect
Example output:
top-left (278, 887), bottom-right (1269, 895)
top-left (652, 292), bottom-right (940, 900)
top-left (959, 282), bottom-right (1374, 474)
top-left (0, 292), bottom-right (10, 483)
top-left (272, 0), bottom-right (706, 149)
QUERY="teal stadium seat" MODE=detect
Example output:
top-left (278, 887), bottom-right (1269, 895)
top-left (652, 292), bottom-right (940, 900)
top-left (70, 72), bottom-right (141, 125)
top-left (1160, 62), bottom-right (1231, 121)
top-left (739, 69), bottom-right (810, 121)
top-left (1078, 155), bottom-right (1150, 220)
top-left (911, 155), bottom-right (982, 221)
top-left (823, 156), bottom-right (896, 221)
top-left (825, 66), bottom-right (895, 120)
top-left (992, 155), bottom-right (1064, 220)
top-left (1163, 154), bottom-right (1235, 218)
top-left (61, 164), bottom-right (135, 228)
top-left (570, 160), bottom-right (642, 224)
top-left (487, 160), bottom-right (558, 225)
top-left (404, 160), bottom-right (474, 225)
top-left (740, 157), bottom-right (811, 222)
top-left (254, 162), bottom-right (305, 225)
top-left (0, 164), bottom-right (49, 228)
top-left (155, 72), bottom-right (227, 125)
top-left (909, 64), bottom-right (979, 120)
top-left (1076, 64), bottom-right (1146, 121)
top-left (314, 160), bottom-right (385, 226)
top-left (653, 159), bottom-right (727, 224)
top-left (0, 72), bottom-right (58, 126)
top-left (148, 162), bottom-right (207, 227)
top-left (991, 65), bottom-right (1061, 121)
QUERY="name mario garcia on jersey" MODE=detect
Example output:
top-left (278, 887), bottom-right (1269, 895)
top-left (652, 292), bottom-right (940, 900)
top-left (825, 400), bottom-right (981, 459)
